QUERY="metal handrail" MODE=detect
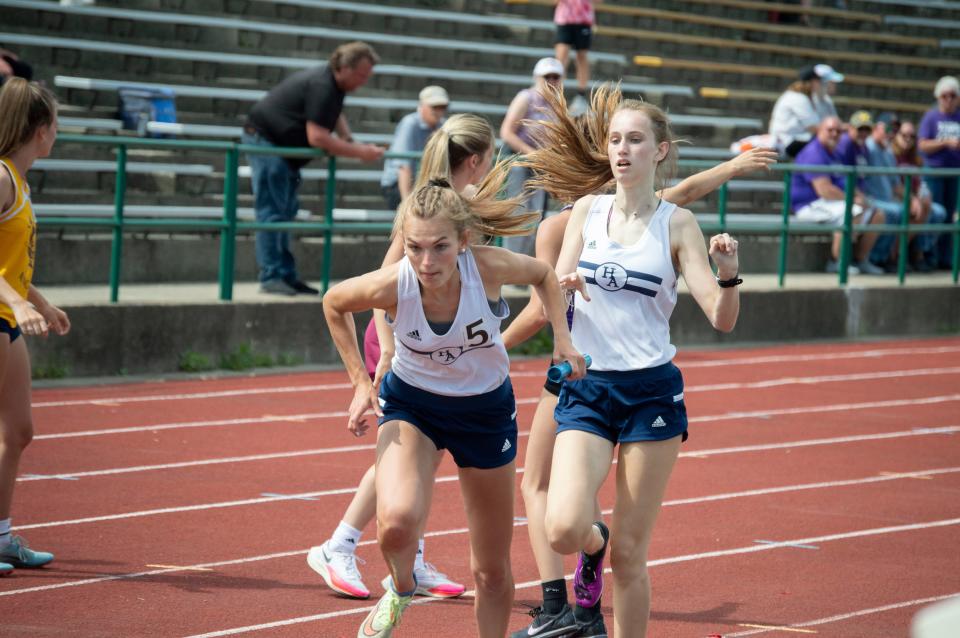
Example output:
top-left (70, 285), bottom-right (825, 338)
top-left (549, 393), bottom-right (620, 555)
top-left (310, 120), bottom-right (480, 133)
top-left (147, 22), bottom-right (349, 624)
top-left (39, 134), bottom-right (960, 300)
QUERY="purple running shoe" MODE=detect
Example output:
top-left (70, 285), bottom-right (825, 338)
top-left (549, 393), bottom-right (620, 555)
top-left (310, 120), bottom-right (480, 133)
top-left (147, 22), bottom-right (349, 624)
top-left (573, 521), bottom-right (609, 609)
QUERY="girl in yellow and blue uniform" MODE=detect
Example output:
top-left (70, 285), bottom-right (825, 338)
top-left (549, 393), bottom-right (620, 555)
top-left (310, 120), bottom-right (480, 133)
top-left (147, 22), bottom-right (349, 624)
top-left (0, 78), bottom-right (71, 576)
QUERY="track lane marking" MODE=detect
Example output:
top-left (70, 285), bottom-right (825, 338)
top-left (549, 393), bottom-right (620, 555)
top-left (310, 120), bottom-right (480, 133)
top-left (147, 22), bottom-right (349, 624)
top-left (724, 592), bottom-right (960, 636)
top-left (173, 517), bottom-right (960, 637)
top-left (32, 383), bottom-right (960, 441)
top-left (31, 346), bottom-right (960, 409)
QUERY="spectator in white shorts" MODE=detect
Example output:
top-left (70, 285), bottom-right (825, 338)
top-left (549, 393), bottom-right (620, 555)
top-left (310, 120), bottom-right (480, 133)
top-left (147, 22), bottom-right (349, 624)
top-left (791, 116), bottom-right (886, 274)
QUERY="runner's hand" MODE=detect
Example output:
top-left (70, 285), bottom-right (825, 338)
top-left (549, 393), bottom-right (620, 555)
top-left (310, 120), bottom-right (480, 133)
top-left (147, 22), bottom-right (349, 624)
top-left (347, 381), bottom-right (375, 437)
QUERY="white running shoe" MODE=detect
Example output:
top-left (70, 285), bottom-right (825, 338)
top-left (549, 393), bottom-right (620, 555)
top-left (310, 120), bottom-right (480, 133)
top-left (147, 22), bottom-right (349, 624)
top-left (381, 562), bottom-right (466, 598)
top-left (308, 542), bottom-right (370, 599)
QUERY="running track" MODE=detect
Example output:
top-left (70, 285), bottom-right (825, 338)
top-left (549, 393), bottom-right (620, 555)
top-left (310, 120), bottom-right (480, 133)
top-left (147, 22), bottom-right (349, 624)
top-left (3, 337), bottom-right (959, 637)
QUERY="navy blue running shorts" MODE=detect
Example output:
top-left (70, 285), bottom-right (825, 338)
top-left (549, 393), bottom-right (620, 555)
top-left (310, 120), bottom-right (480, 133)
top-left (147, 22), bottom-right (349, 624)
top-left (0, 317), bottom-right (21, 343)
top-left (555, 362), bottom-right (689, 444)
top-left (378, 371), bottom-right (518, 469)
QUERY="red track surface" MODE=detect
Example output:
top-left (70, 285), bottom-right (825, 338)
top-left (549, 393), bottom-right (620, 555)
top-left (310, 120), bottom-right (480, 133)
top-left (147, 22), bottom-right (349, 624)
top-left (2, 337), bottom-right (959, 637)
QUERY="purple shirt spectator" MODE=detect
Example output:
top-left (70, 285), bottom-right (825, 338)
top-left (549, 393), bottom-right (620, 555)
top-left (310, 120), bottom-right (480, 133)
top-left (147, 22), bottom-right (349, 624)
top-left (835, 132), bottom-right (869, 189)
top-left (791, 138), bottom-right (845, 211)
top-left (918, 108), bottom-right (960, 168)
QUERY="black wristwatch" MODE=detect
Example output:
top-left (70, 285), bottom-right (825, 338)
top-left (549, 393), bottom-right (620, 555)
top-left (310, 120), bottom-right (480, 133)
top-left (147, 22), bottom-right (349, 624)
top-left (716, 274), bottom-right (743, 288)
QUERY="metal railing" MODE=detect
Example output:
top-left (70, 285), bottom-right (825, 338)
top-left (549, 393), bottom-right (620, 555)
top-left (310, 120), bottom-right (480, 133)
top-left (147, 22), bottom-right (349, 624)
top-left (39, 134), bottom-right (960, 301)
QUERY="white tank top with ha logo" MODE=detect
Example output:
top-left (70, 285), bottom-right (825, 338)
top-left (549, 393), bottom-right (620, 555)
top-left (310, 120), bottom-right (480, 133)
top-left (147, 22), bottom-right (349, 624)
top-left (571, 194), bottom-right (679, 371)
top-left (388, 248), bottom-right (511, 396)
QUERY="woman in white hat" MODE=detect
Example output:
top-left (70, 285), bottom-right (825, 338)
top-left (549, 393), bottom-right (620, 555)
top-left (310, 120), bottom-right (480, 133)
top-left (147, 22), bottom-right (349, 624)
top-left (499, 57), bottom-right (565, 257)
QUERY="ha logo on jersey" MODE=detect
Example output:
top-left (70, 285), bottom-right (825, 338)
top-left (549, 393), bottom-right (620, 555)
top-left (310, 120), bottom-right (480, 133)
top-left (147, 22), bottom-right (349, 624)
top-left (401, 319), bottom-right (494, 365)
top-left (579, 260), bottom-right (663, 297)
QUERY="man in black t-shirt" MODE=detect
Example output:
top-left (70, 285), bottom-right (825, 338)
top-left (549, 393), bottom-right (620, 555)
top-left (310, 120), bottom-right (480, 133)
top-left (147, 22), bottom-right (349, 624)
top-left (243, 41), bottom-right (384, 295)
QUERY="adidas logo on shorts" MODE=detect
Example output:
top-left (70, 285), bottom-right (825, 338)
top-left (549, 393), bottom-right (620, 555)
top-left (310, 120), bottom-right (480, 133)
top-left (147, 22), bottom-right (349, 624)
top-left (406, 329), bottom-right (421, 341)
top-left (652, 415), bottom-right (667, 428)
top-left (587, 240), bottom-right (597, 249)
top-left (501, 439), bottom-right (512, 453)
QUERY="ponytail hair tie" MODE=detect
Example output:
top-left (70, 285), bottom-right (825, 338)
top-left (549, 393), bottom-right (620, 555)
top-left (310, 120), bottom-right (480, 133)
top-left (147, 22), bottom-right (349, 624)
top-left (428, 177), bottom-right (452, 189)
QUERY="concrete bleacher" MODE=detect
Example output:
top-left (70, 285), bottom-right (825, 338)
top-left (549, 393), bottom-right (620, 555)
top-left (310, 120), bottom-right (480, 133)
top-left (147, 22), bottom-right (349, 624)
top-left (8, 0), bottom-right (944, 253)
top-left (6, 0), bottom-right (957, 378)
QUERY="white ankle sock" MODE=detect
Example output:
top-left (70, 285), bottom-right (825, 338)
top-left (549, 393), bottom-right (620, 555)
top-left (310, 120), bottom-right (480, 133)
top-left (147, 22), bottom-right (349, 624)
top-left (414, 538), bottom-right (425, 572)
top-left (329, 520), bottom-right (362, 554)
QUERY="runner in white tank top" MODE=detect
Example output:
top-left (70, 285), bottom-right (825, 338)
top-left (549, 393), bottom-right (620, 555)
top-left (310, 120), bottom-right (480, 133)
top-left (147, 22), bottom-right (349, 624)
top-left (571, 193), bottom-right (678, 371)
top-left (388, 249), bottom-right (510, 396)
top-left (322, 177), bottom-right (584, 638)
top-left (507, 84), bottom-right (743, 636)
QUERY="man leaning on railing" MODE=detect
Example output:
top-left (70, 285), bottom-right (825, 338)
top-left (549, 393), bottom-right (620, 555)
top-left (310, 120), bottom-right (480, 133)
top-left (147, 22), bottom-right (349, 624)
top-left (242, 41), bottom-right (385, 296)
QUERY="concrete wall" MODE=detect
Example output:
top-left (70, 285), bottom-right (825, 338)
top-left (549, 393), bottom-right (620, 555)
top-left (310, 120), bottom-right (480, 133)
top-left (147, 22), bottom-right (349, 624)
top-left (34, 233), bottom-right (830, 285)
top-left (26, 286), bottom-right (960, 378)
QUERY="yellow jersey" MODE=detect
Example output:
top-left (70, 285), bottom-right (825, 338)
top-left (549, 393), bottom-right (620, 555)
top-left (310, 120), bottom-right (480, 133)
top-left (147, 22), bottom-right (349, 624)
top-left (0, 158), bottom-right (37, 327)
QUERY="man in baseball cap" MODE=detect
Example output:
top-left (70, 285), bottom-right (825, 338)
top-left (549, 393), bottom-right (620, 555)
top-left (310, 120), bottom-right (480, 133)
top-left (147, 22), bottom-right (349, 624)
top-left (380, 85), bottom-right (450, 209)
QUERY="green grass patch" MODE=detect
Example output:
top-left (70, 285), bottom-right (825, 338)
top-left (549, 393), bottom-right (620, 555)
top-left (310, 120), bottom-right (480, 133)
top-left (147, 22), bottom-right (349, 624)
top-left (178, 350), bottom-right (216, 373)
top-left (507, 327), bottom-right (554, 357)
top-left (218, 343), bottom-right (274, 371)
top-left (32, 361), bottom-right (69, 380)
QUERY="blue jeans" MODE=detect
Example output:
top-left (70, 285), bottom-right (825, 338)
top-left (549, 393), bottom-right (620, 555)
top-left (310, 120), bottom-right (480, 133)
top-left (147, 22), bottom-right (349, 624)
top-left (868, 199), bottom-right (902, 264)
top-left (924, 175), bottom-right (958, 268)
top-left (243, 131), bottom-right (301, 283)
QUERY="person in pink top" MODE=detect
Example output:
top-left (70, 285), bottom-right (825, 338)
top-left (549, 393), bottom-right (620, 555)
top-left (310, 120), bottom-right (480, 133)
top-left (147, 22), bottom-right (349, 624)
top-left (554, 0), bottom-right (595, 115)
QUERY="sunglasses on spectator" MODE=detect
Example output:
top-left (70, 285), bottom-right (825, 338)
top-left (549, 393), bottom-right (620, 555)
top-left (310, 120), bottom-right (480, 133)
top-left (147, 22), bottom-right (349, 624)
top-left (543, 74), bottom-right (562, 81)
top-left (899, 133), bottom-right (916, 139)
top-left (939, 92), bottom-right (958, 99)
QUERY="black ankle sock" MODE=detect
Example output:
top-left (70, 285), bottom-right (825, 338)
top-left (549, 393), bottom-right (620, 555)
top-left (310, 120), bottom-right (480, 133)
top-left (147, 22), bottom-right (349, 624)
top-left (541, 579), bottom-right (567, 614)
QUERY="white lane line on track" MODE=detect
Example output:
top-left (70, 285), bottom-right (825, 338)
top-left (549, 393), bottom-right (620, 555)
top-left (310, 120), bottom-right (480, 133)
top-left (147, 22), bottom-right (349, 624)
top-left (15, 425), bottom-right (960, 532)
top-left (0, 482), bottom-right (960, 608)
top-left (30, 345), bottom-right (960, 408)
top-left (33, 378), bottom-right (960, 441)
top-left (722, 592), bottom-right (960, 636)
top-left (22, 392), bottom-right (960, 481)
top-left (176, 517), bottom-right (960, 637)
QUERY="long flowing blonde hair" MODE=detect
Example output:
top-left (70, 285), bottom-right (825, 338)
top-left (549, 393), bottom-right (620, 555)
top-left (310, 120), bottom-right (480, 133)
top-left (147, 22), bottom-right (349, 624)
top-left (394, 167), bottom-right (538, 241)
top-left (518, 83), bottom-right (680, 203)
top-left (0, 78), bottom-right (57, 157)
top-left (414, 113), bottom-right (495, 190)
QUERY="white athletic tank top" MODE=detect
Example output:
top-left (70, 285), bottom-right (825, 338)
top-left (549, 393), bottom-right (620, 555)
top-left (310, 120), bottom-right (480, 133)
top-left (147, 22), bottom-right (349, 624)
top-left (571, 194), bottom-right (678, 371)
top-left (388, 248), bottom-right (511, 396)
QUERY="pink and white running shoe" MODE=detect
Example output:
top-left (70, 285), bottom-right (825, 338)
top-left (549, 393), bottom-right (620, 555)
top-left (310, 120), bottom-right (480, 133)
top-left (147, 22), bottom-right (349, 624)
top-left (381, 562), bottom-right (466, 598)
top-left (308, 542), bottom-right (370, 599)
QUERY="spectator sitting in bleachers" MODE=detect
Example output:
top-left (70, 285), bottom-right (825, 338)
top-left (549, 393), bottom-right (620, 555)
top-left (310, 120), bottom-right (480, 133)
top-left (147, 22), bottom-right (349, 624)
top-left (500, 57), bottom-right (564, 257)
top-left (837, 110), bottom-right (900, 270)
top-left (893, 119), bottom-right (949, 272)
top-left (0, 48), bottom-right (33, 87)
top-left (769, 65), bottom-right (822, 158)
top-left (791, 116), bottom-right (886, 275)
top-left (812, 64), bottom-right (843, 120)
top-left (380, 85), bottom-right (449, 211)
top-left (918, 75), bottom-right (960, 270)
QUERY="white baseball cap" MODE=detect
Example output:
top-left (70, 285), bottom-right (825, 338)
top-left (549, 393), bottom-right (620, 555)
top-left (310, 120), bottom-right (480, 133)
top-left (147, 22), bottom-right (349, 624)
top-left (814, 64), bottom-right (844, 83)
top-left (533, 57), bottom-right (565, 78)
top-left (418, 85), bottom-right (449, 106)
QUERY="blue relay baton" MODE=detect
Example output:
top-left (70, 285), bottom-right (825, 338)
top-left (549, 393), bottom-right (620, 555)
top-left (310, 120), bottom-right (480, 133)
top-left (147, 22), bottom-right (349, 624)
top-left (546, 354), bottom-right (592, 384)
